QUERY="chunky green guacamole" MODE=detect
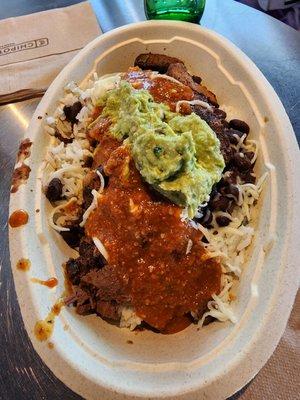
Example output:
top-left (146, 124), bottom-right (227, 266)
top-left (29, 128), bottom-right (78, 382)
top-left (97, 81), bottom-right (225, 217)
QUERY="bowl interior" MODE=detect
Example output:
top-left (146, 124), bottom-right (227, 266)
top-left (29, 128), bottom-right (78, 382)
top-left (34, 35), bottom-right (271, 365)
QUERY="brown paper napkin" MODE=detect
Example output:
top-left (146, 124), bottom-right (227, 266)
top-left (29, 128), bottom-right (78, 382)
top-left (0, 2), bottom-right (101, 104)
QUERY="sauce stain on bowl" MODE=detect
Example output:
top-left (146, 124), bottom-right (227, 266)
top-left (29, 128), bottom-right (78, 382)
top-left (11, 164), bottom-right (31, 193)
top-left (31, 277), bottom-right (58, 288)
top-left (9, 209), bottom-right (29, 227)
top-left (34, 299), bottom-right (64, 341)
top-left (17, 138), bottom-right (32, 162)
top-left (16, 258), bottom-right (31, 271)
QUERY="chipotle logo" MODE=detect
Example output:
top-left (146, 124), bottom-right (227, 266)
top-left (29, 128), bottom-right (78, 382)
top-left (0, 37), bottom-right (49, 56)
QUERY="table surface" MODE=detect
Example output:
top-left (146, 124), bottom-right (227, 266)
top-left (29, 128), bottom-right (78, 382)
top-left (0, 1), bottom-right (299, 399)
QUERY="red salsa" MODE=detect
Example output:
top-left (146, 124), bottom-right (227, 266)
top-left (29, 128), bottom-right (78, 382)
top-left (84, 68), bottom-right (221, 333)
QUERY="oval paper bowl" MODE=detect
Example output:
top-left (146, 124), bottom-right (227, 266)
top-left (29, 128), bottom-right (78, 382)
top-left (9, 21), bottom-right (300, 400)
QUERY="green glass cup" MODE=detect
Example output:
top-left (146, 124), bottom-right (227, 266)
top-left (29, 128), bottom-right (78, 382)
top-left (144, 0), bottom-right (206, 23)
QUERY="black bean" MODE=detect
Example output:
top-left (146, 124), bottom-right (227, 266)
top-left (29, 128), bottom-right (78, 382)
top-left (224, 128), bottom-right (245, 145)
top-left (202, 209), bottom-right (213, 225)
top-left (245, 151), bottom-right (254, 162)
top-left (220, 184), bottom-right (240, 202)
top-left (63, 101), bottom-right (82, 125)
top-left (216, 216), bottom-right (231, 227)
top-left (213, 108), bottom-right (227, 119)
top-left (97, 165), bottom-right (109, 186)
top-left (229, 119), bottom-right (250, 134)
top-left (210, 185), bottom-right (218, 199)
top-left (209, 119), bottom-right (225, 135)
top-left (60, 226), bottom-right (84, 248)
top-left (232, 153), bottom-right (252, 171)
top-left (223, 170), bottom-right (238, 184)
top-left (227, 201), bottom-right (236, 214)
top-left (202, 315), bottom-right (217, 326)
top-left (210, 193), bottom-right (231, 211)
top-left (46, 178), bottom-right (63, 202)
top-left (240, 171), bottom-right (256, 184)
top-left (222, 120), bottom-right (229, 129)
top-left (193, 208), bottom-right (213, 227)
top-left (192, 75), bottom-right (202, 84)
top-left (83, 187), bottom-right (94, 210)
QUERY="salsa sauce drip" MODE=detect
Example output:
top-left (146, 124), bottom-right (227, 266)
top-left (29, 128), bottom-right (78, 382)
top-left (31, 277), bottom-right (58, 288)
top-left (85, 70), bottom-right (221, 333)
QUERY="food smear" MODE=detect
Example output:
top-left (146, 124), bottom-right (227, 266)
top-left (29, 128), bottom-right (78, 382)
top-left (16, 258), bottom-right (31, 271)
top-left (9, 209), bottom-right (29, 227)
top-left (17, 138), bottom-right (32, 162)
top-left (34, 299), bottom-right (64, 341)
top-left (11, 164), bottom-right (31, 193)
top-left (31, 277), bottom-right (58, 288)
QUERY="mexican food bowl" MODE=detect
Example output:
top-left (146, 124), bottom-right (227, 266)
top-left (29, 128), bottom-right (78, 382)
top-left (9, 21), bottom-right (299, 400)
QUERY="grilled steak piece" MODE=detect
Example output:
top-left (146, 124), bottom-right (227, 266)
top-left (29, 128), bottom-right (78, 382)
top-left (66, 259), bottom-right (82, 286)
top-left (65, 236), bottom-right (110, 316)
top-left (167, 63), bottom-right (218, 106)
top-left (79, 237), bottom-right (106, 269)
top-left (134, 53), bottom-right (183, 73)
top-left (65, 237), bottom-right (106, 284)
top-left (81, 265), bottom-right (130, 304)
top-left (96, 300), bottom-right (120, 320)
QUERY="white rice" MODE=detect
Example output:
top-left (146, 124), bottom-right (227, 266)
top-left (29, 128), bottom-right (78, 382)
top-left (175, 99), bottom-right (213, 113)
top-left (120, 307), bottom-right (142, 331)
top-left (43, 73), bottom-right (121, 219)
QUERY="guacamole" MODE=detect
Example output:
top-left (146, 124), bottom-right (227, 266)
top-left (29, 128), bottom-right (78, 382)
top-left (97, 81), bottom-right (225, 217)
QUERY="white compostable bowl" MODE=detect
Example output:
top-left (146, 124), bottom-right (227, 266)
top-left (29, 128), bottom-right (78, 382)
top-left (9, 21), bottom-right (300, 400)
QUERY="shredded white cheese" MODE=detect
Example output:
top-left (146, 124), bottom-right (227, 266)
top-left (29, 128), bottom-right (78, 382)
top-left (96, 170), bottom-right (105, 193)
top-left (92, 237), bottom-right (109, 261)
top-left (195, 171), bottom-right (268, 325)
top-left (80, 189), bottom-right (101, 227)
top-left (186, 239), bottom-right (193, 255)
top-left (48, 197), bottom-right (78, 232)
top-left (175, 99), bottom-right (213, 113)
